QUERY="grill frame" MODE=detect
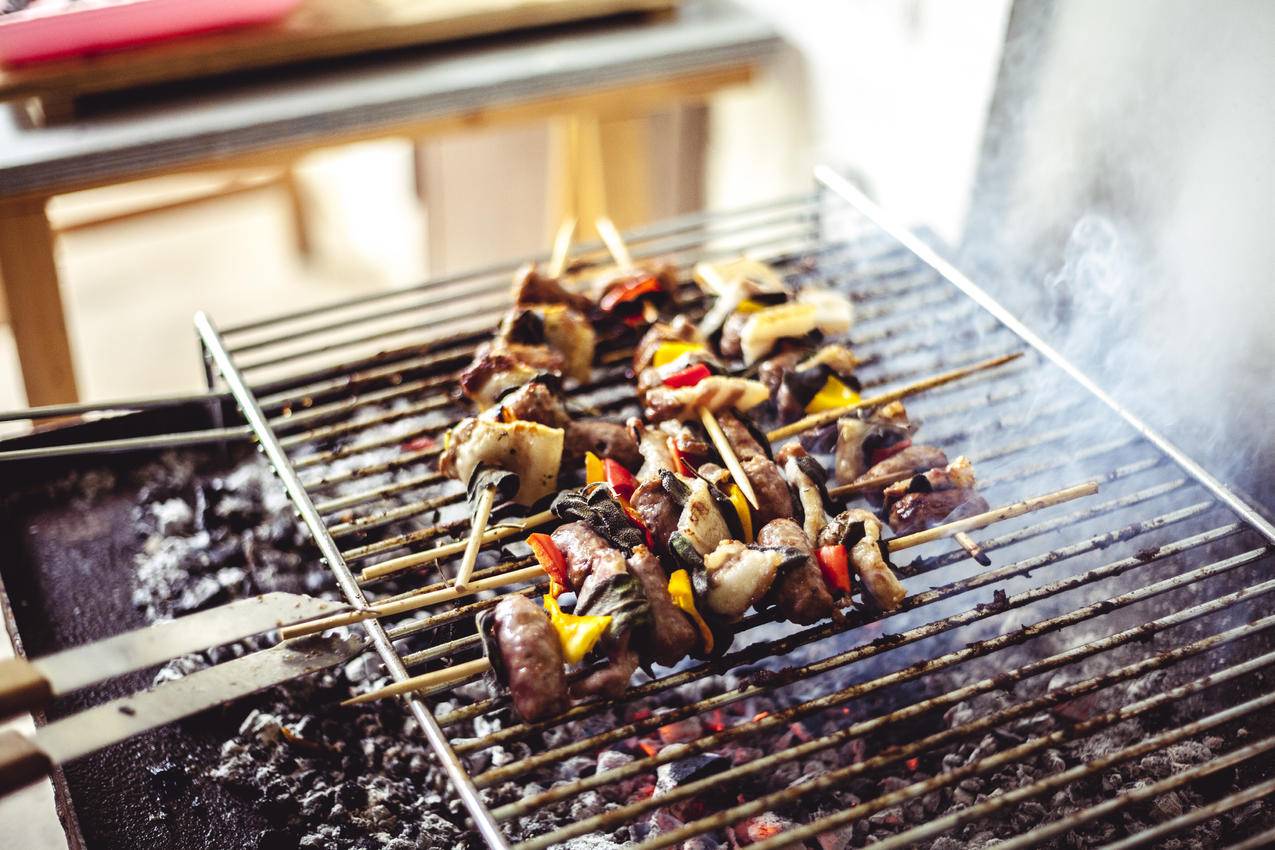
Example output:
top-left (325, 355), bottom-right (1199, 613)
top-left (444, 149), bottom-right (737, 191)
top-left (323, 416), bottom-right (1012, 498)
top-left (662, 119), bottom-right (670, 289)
top-left (179, 169), bottom-right (1275, 849)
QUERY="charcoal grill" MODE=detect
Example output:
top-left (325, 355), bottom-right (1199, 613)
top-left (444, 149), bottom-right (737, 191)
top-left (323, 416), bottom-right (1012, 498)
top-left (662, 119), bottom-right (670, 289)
top-left (5, 166), bottom-right (1275, 849)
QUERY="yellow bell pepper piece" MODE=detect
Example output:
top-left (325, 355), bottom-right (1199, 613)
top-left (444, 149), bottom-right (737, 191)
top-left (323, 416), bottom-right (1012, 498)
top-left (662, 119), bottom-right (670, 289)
top-left (804, 375), bottom-right (861, 414)
top-left (543, 595), bottom-right (611, 664)
top-left (652, 341), bottom-right (707, 368)
top-left (667, 569), bottom-right (714, 654)
top-left (584, 451), bottom-right (605, 485)
top-left (734, 299), bottom-right (766, 314)
top-left (728, 483), bottom-right (753, 544)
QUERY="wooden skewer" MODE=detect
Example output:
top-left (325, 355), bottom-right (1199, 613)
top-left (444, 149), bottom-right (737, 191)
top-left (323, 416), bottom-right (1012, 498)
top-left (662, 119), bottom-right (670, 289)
top-left (455, 485), bottom-right (496, 589)
top-left (827, 468), bottom-right (920, 499)
top-left (342, 480), bottom-right (1101, 704)
top-left (885, 480), bottom-right (1099, 551)
top-left (700, 406), bottom-right (760, 510)
top-left (360, 509), bottom-right (555, 581)
top-left (279, 564), bottom-right (546, 640)
top-left (954, 531), bottom-right (991, 566)
top-left (766, 352), bottom-right (1023, 442)
top-left (595, 216), bottom-right (635, 270)
top-left (341, 658), bottom-right (491, 706)
top-left (366, 358), bottom-right (1024, 583)
top-left (548, 217), bottom-right (577, 278)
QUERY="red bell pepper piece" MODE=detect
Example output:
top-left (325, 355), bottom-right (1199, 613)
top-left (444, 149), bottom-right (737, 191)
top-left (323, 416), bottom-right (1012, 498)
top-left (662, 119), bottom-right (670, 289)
top-left (604, 459), bottom-right (638, 503)
top-left (620, 499), bottom-right (656, 549)
top-left (816, 545), bottom-right (852, 594)
top-left (599, 274), bottom-right (662, 312)
top-left (869, 438), bottom-right (911, 468)
top-left (528, 532), bottom-right (569, 588)
top-left (662, 363), bottom-right (711, 389)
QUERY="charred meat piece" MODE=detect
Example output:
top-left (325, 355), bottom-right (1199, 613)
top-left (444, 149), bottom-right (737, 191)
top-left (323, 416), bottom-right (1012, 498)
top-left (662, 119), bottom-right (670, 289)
top-left (626, 545), bottom-right (698, 666)
top-left (699, 540), bottom-right (785, 622)
top-left (852, 445), bottom-right (950, 502)
top-left (571, 633), bottom-right (640, 700)
top-left (716, 411), bottom-right (793, 527)
top-left (490, 596), bottom-right (569, 722)
top-left (819, 509), bottom-right (905, 612)
top-left (755, 518), bottom-right (834, 625)
top-left (630, 479), bottom-right (679, 557)
top-left (564, 420), bottom-right (642, 470)
top-left (512, 262), bottom-right (594, 312)
top-left (550, 521), bottom-right (629, 590)
top-left (500, 304), bottom-right (596, 383)
top-left (888, 489), bottom-right (990, 536)
top-left (881, 456), bottom-right (976, 513)
top-left (459, 350), bottom-right (548, 409)
top-left (834, 401), bottom-right (918, 482)
top-left (642, 375), bottom-right (769, 423)
top-left (439, 417), bottom-right (563, 505)
top-left (491, 380), bottom-right (571, 429)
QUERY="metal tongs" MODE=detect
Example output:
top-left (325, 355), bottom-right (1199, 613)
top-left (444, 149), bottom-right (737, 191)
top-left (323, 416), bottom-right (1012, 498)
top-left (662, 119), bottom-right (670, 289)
top-left (0, 592), bottom-right (365, 797)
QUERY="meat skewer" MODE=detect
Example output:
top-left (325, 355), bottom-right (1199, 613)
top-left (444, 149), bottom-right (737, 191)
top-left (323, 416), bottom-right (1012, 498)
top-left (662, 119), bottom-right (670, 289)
top-left (364, 354), bottom-right (1019, 583)
top-left (335, 481), bottom-right (1100, 705)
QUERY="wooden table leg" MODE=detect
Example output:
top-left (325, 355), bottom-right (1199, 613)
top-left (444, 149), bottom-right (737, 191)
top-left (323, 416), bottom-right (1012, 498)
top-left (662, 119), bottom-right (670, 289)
top-left (0, 197), bottom-right (78, 406)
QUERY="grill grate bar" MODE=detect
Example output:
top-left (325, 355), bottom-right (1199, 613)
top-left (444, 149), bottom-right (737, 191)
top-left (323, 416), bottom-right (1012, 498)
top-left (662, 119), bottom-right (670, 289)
top-left (1007, 745), bottom-right (1275, 850)
top-left (635, 599), bottom-right (1275, 850)
top-left (367, 450), bottom-right (1173, 692)
top-left (510, 561), bottom-right (1275, 845)
top-left (330, 349), bottom-right (1049, 565)
top-left (454, 504), bottom-right (1235, 765)
top-left (831, 650), bottom-right (1275, 850)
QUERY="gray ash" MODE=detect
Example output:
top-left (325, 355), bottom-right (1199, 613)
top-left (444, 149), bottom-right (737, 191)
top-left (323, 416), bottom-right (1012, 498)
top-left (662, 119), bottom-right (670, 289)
top-left (123, 450), bottom-right (481, 849)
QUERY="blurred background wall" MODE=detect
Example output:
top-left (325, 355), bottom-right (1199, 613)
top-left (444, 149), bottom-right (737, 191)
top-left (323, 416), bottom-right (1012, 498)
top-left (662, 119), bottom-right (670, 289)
top-left (2, 0), bottom-right (1270, 510)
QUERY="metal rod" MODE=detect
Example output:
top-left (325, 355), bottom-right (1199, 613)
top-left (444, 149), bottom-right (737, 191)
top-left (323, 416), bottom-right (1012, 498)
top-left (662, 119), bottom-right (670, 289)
top-left (0, 425), bottom-right (253, 461)
top-left (0, 389), bottom-right (226, 422)
top-left (192, 312), bottom-right (512, 850)
top-left (816, 165), bottom-right (1275, 545)
top-left (513, 575), bottom-right (1275, 844)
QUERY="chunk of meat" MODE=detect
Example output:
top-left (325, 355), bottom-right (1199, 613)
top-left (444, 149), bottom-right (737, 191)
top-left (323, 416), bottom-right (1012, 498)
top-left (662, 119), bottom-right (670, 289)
top-left (571, 634), bottom-right (639, 700)
top-left (564, 420), bottom-right (642, 469)
top-left (888, 489), bottom-right (990, 536)
top-left (852, 445), bottom-right (950, 501)
top-left (551, 521), bottom-right (628, 590)
top-left (820, 509), bottom-right (905, 612)
top-left (501, 304), bottom-right (596, 383)
top-left (438, 417), bottom-right (563, 505)
top-left (715, 411), bottom-right (793, 527)
top-left (626, 546), bottom-right (697, 666)
top-left (492, 596), bottom-right (569, 722)
top-left (755, 518), bottom-right (834, 625)
top-left (511, 262), bottom-right (594, 312)
top-left (742, 453), bottom-right (794, 528)
top-left (459, 351), bottom-right (546, 409)
top-left (834, 401), bottom-right (917, 482)
top-left (642, 375), bottom-right (769, 423)
top-left (490, 380), bottom-right (571, 429)
top-left (700, 540), bottom-right (783, 621)
top-left (631, 479), bottom-right (678, 556)
top-left (881, 456), bottom-right (976, 513)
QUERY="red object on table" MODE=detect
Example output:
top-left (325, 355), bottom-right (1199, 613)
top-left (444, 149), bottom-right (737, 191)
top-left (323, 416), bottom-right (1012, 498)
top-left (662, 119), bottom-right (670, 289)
top-left (0, 0), bottom-right (301, 66)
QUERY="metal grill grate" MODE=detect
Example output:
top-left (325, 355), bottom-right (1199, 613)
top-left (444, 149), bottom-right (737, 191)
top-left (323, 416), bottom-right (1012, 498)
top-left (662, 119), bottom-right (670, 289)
top-left (188, 171), bottom-right (1275, 850)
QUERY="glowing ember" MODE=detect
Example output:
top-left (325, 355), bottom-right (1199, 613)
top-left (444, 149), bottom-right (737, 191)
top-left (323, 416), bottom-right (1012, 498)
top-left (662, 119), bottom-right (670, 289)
top-left (638, 740), bottom-right (660, 758)
top-left (752, 710), bottom-right (770, 722)
top-left (906, 757), bottom-right (920, 771)
top-left (401, 435), bottom-right (436, 452)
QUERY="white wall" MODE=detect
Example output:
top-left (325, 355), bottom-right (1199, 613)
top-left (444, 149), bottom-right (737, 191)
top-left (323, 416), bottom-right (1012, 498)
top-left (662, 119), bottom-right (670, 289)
top-left (708, 0), bottom-right (1012, 245)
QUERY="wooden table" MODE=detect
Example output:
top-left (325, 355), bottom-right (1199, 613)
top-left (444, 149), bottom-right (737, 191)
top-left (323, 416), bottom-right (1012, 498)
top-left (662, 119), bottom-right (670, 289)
top-left (0, 1), bottom-right (779, 406)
